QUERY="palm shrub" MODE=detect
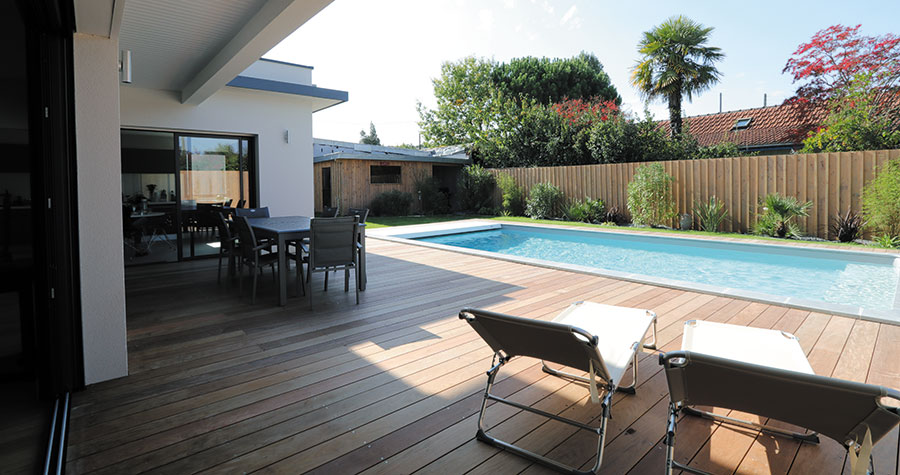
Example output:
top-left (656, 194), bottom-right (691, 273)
top-left (861, 158), bottom-right (900, 239)
top-left (693, 196), bottom-right (728, 232)
top-left (526, 182), bottom-right (566, 219)
top-left (457, 164), bottom-right (496, 213)
top-left (753, 193), bottom-right (812, 238)
top-left (565, 197), bottom-right (606, 223)
top-left (627, 163), bottom-right (676, 227)
top-left (496, 173), bottom-right (526, 216)
top-left (370, 190), bottom-right (413, 216)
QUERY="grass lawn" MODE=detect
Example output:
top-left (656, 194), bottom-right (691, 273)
top-left (367, 214), bottom-right (881, 249)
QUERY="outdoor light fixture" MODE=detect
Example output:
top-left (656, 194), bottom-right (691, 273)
top-left (284, 129), bottom-right (290, 144)
top-left (119, 49), bottom-right (132, 84)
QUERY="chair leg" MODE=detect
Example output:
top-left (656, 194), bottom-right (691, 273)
top-left (307, 266), bottom-right (313, 310)
top-left (355, 264), bottom-right (359, 305)
top-left (251, 266), bottom-right (258, 305)
top-left (217, 248), bottom-right (223, 284)
top-left (324, 270), bottom-right (329, 291)
top-left (238, 261), bottom-right (243, 296)
top-left (344, 267), bottom-right (350, 292)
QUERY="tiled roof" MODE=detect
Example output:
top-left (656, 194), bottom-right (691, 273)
top-left (658, 102), bottom-right (828, 148)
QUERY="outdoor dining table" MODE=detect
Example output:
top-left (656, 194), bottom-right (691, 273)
top-left (247, 216), bottom-right (367, 306)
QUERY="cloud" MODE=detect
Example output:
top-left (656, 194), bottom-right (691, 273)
top-left (502, 0), bottom-right (515, 8)
top-left (478, 9), bottom-right (495, 31)
top-left (559, 4), bottom-right (582, 30)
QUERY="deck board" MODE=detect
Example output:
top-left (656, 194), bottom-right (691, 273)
top-left (66, 238), bottom-right (900, 474)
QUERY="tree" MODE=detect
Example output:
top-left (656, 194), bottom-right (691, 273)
top-left (801, 73), bottom-right (900, 152)
top-left (783, 24), bottom-right (900, 106)
top-left (417, 56), bottom-right (499, 147)
top-left (631, 16), bottom-right (724, 136)
top-left (492, 52), bottom-right (621, 105)
top-left (359, 122), bottom-right (381, 145)
top-left (418, 53), bottom-right (621, 147)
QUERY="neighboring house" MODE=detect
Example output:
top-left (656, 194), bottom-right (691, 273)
top-left (2, 0), bottom-right (344, 462)
top-left (658, 102), bottom-right (827, 155)
top-left (313, 139), bottom-right (470, 214)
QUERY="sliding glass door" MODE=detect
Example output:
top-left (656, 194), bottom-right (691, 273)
top-left (121, 130), bottom-right (254, 265)
top-left (177, 134), bottom-right (252, 258)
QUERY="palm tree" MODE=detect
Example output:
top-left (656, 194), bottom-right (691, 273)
top-left (631, 16), bottom-right (724, 136)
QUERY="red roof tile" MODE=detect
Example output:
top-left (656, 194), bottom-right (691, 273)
top-left (658, 102), bottom-right (828, 148)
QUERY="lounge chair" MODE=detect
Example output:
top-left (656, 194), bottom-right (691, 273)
top-left (459, 301), bottom-right (658, 474)
top-left (660, 321), bottom-right (900, 475)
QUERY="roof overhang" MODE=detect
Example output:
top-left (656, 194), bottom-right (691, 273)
top-left (314, 154), bottom-right (470, 165)
top-left (226, 76), bottom-right (347, 112)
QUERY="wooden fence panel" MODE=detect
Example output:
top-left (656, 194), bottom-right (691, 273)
top-left (489, 149), bottom-right (900, 239)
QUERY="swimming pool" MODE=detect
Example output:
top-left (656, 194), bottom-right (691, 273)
top-left (372, 221), bottom-right (900, 323)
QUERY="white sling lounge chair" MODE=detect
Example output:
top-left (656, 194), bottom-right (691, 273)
top-left (459, 301), bottom-right (657, 474)
top-left (660, 321), bottom-right (900, 475)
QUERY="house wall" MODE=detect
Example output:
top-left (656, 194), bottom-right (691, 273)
top-left (73, 33), bottom-right (129, 385)
top-left (120, 86), bottom-right (314, 217)
top-left (313, 159), bottom-right (460, 214)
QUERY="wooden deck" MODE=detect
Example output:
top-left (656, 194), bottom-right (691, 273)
top-left (66, 237), bottom-right (900, 474)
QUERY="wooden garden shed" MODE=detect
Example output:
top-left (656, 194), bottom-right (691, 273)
top-left (313, 139), bottom-right (470, 214)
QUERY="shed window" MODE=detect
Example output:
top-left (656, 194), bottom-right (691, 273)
top-left (733, 118), bottom-right (752, 130)
top-left (371, 165), bottom-right (401, 184)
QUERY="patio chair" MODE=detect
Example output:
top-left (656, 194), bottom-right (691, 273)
top-left (234, 216), bottom-right (302, 304)
top-left (459, 301), bottom-right (658, 474)
top-left (660, 326), bottom-right (900, 475)
top-left (347, 207), bottom-right (369, 223)
top-left (235, 199), bottom-right (246, 209)
top-left (303, 216), bottom-right (359, 309)
top-left (215, 212), bottom-right (238, 284)
top-left (234, 207), bottom-right (269, 218)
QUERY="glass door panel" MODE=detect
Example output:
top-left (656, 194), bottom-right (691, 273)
top-left (177, 135), bottom-right (248, 258)
top-left (121, 131), bottom-right (178, 265)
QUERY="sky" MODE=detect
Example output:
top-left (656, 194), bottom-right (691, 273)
top-left (265, 0), bottom-right (900, 146)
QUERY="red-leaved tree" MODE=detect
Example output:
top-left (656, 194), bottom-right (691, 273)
top-left (783, 24), bottom-right (900, 105)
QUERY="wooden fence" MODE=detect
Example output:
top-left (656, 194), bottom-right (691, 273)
top-left (489, 149), bottom-right (900, 239)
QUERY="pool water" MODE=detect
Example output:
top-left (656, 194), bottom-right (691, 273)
top-left (416, 226), bottom-right (900, 313)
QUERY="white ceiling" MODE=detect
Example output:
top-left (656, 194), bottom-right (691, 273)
top-left (119, 0), bottom-right (268, 92)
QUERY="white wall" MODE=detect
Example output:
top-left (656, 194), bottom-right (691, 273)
top-left (120, 86), bottom-right (314, 217)
top-left (72, 33), bottom-right (129, 385)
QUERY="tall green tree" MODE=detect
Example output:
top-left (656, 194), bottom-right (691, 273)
top-left (418, 53), bottom-right (621, 147)
top-left (492, 52), bottom-right (620, 105)
top-left (631, 16), bottom-right (724, 136)
top-left (359, 122), bottom-right (381, 145)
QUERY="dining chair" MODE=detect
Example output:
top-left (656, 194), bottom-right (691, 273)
top-left (234, 207), bottom-right (270, 218)
top-left (318, 206), bottom-right (339, 218)
top-left (347, 207), bottom-right (369, 223)
top-left (223, 198), bottom-right (233, 207)
top-left (235, 199), bottom-right (246, 209)
top-left (304, 216), bottom-right (359, 309)
top-left (215, 212), bottom-right (238, 284)
top-left (233, 216), bottom-right (303, 304)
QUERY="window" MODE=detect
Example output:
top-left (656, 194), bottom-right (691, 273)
top-left (733, 118), bottom-right (752, 130)
top-left (371, 165), bottom-right (401, 184)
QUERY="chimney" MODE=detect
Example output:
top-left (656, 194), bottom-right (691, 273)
top-left (719, 93), bottom-right (722, 113)
top-left (763, 93), bottom-right (767, 107)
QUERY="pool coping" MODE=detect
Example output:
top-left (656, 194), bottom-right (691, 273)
top-left (368, 220), bottom-right (900, 325)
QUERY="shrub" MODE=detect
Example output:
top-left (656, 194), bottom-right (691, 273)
top-left (525, 182), bottom-right (566, 219)
top-left (861, 158), bottom-right (900, 239)
top-left (627, 163), bottom-right (676, 227)
top-left (693, 196), bottom-right (728, 232)
top-left (753, 193), bottom-right (812, 238)
top-left (497, 173), bottom-right (526, 216)
top-left (830, 209), bottom-right (864, 243)
top-left (565, 197), bottom-right (606, 223)
top-left (457, 164), bottom-right (496, 212)
top-left (370, 190), bottom-right (413, 216)
top-left (414, 173), bottom-right (450, 215)
top-left (602, 206), bottom-right (630, 225)
top-left (875, 234), bottom-right (900, 249)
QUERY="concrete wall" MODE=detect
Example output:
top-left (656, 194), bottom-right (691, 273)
top-left (120, 86), bottom-right (314, 217)
top-left (72, 33), bottom-right (129, 385)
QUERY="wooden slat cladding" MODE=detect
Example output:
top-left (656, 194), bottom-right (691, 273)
top-left (490, 149), bottom-right (900, 238)
top-left (65, 237), bottom-right (899, 474)
top-left (314, 159), bottom-right (462, 215)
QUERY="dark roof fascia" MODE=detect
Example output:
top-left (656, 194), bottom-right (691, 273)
top-left (314, 153), bottom-right (470, 165)
top-left (226, 76), bottom-right (348, 103)
top-left (258, 57), bottom-right (314, 70)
